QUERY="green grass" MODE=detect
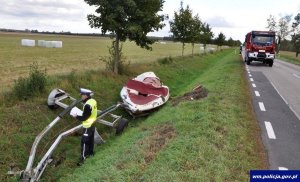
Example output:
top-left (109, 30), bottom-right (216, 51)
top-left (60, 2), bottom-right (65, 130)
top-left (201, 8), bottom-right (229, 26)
top-left (0, 32), bottom-right (214, 90)
top-left (0, 41), bottom-right (266, 181)
top-left (278, 51), bottom-right (300, 66)
top-left (53, 50), bottom-right (265, 182)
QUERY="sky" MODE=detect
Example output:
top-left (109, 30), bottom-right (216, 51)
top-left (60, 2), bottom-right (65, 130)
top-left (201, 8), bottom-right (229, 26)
top-left (0, 0), bottom-right (300, 42)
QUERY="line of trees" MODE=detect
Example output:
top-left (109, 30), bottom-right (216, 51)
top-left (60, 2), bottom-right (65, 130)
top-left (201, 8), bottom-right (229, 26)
top-left (169, 2), bottom-right (215, 56)
top-left (169, 1), bottom-right (240, 56)
top-left (84, 0), bottom-right (240, 74)
top-left (266, 13), bottom-right (300, 57)
top-left (161, 34), bottom-right (241, 47)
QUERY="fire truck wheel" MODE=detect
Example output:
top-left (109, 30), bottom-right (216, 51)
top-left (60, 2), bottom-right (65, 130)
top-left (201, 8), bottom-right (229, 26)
top-left (246, 59), bottom-right (250, 65)
top-left (269, 61), bottom-right (273, 67)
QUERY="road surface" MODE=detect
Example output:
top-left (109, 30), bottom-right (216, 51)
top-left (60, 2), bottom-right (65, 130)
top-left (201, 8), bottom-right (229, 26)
top-left (245, 59), bottom-right (300, 170)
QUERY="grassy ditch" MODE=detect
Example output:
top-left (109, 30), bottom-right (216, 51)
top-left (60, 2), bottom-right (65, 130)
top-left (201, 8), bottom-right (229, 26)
top-left (60, 49), bottom-right (266, 181)
top-left (0, 49), bottom-right (267, 181)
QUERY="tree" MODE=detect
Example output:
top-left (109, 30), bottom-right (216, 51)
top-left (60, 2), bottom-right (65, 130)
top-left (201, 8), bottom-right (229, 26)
top-left (292, 13), bottom-right (300, 32)
top-left (199, 23), bottom-right (213, 53)
top-left (277, 15), bottom-right (292, 41)
top-left (84, 0), bottom-right (166, 74)
top-left (215, 32), bottom-right (226, 50)
top-left (291, 34), bottom-right (300, 57)
top-left (266, 14), bottom-right (292, 54)
top-left (190, 14), bottom-right (203, 56)
top-left (227, 37), bottom-right (235, 46)
top-left (292, 13), bottom-right (300, 57)
top-left (169, 1), bottom-right (194, 56)
top-left (266, 14), bottom-right (277, 31)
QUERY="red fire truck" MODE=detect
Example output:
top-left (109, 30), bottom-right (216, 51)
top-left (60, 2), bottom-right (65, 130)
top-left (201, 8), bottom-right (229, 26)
top-left (243, 31), bottom-right (276, 67)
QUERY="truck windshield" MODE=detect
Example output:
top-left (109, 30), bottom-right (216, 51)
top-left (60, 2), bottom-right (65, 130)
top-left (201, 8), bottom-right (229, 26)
top-left (252, 35), bottom-right (274, 46)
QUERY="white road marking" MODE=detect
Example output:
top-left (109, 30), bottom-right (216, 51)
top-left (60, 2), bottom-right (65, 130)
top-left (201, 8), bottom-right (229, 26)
top-left (293, 73), bottom-right (300, 79)
top-left (255, 91), bottom-right (260, 97)
top-left (270, 81), bottom-right (288, 105)
top-left (250, 78), bottom-right (254, 82)
top-left (249, 74), bottom-right (252, 77)
top-left (259, 102), bottom-right (266, 111)
top-left (289, 106), bottom-right (300, 122)
top-left (252, 83), bottom-right (256, 88)
top-left (278, 167), bottom-right (288, 170)
top-left (265, 121), bottom-right (276, 139)
top-left (270, 81), bottom-right (300, 121)
top-left (248, 71), bottom-right (250, 74)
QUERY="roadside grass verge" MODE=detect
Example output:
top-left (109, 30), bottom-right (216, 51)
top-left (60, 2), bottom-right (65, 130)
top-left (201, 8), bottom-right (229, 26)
top-left (278, 51), bottom-right (300, 66)
top-left (55, 50), bottom-right (267, 181)
top-left (0, 49), bottom-right (266, 181)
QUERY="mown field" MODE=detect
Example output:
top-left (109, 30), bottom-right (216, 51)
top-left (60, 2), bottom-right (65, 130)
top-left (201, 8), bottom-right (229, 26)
top-left (0, 43), bottom-right (267, 181)
top-left (0, 32), bottom-right (212, 90)
top-left (279, 51), bottom-right (300, 66)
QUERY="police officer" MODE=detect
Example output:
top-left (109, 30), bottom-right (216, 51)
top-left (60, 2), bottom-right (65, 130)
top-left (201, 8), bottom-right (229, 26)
top-left (73, 88), bottom-right (97, 165)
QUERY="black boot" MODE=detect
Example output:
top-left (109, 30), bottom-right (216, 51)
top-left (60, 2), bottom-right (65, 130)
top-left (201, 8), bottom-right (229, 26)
top-left (77, 158), bottom-right (84, 166)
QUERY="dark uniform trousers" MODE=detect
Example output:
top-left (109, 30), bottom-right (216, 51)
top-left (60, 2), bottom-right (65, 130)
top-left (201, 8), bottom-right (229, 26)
top-left (81, 125), bottom-right (95, 160)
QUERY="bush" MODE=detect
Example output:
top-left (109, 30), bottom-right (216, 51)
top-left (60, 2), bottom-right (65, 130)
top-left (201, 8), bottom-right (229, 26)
top-left (67, 70), bottom-right (79, 88)
top-left (13, 62), bottom-right (47, 99)
top-left (100, 41), bottom-right (130, 75)
top-left (158, 56), bottom-right (173, 65)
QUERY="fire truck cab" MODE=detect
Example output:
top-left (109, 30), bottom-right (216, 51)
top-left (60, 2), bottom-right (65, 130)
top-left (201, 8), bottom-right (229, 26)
top-left (243, 31), bottom-right (276, 67)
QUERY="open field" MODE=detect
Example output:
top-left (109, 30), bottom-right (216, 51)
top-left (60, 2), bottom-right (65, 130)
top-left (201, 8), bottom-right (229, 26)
top-left (279, 51), bottom-right (300, 66)
top-left (0, 49), bottom-right (267, 181)
top-left (0, 32), bottom-right (214, 90)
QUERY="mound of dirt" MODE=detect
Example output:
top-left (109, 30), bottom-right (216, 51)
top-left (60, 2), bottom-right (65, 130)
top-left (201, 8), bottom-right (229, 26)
top-left (171, 85), bottom-right (208, 106)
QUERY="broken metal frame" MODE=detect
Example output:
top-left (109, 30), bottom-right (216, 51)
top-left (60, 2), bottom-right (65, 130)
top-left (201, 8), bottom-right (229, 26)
top-left (9, 89), bottom-right (125, 182)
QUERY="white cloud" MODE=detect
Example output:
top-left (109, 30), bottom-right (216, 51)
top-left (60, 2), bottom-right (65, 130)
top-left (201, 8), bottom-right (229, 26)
top-left (1, 0), bottom-right (300, 41)
top-left (0, 0), bottom-right (99, 33)
top-left (206, 16), bottom-right (234, 28)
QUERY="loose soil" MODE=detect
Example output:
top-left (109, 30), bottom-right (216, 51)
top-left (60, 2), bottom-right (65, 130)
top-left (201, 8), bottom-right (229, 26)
top-left (137, 124), bottom-right (176, 164)
top-left (171, 85), bottom-right (208, 106)
top-left (115, 123), bottom-right (176, 171)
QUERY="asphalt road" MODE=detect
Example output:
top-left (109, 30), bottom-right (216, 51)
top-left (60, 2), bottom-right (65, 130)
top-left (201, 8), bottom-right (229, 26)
top-left (250, 59), bottom-right (300, 119)
top-left (245, 59), bottom-right (300, 170)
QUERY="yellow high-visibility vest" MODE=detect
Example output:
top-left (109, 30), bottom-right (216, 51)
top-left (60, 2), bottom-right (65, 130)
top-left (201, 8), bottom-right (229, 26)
top-left (82, 98), bottom-right (97, 128)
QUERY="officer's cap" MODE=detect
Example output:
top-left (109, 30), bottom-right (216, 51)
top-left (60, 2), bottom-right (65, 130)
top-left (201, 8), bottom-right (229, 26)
top-left (80, 88), bottom-right (94, 96)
